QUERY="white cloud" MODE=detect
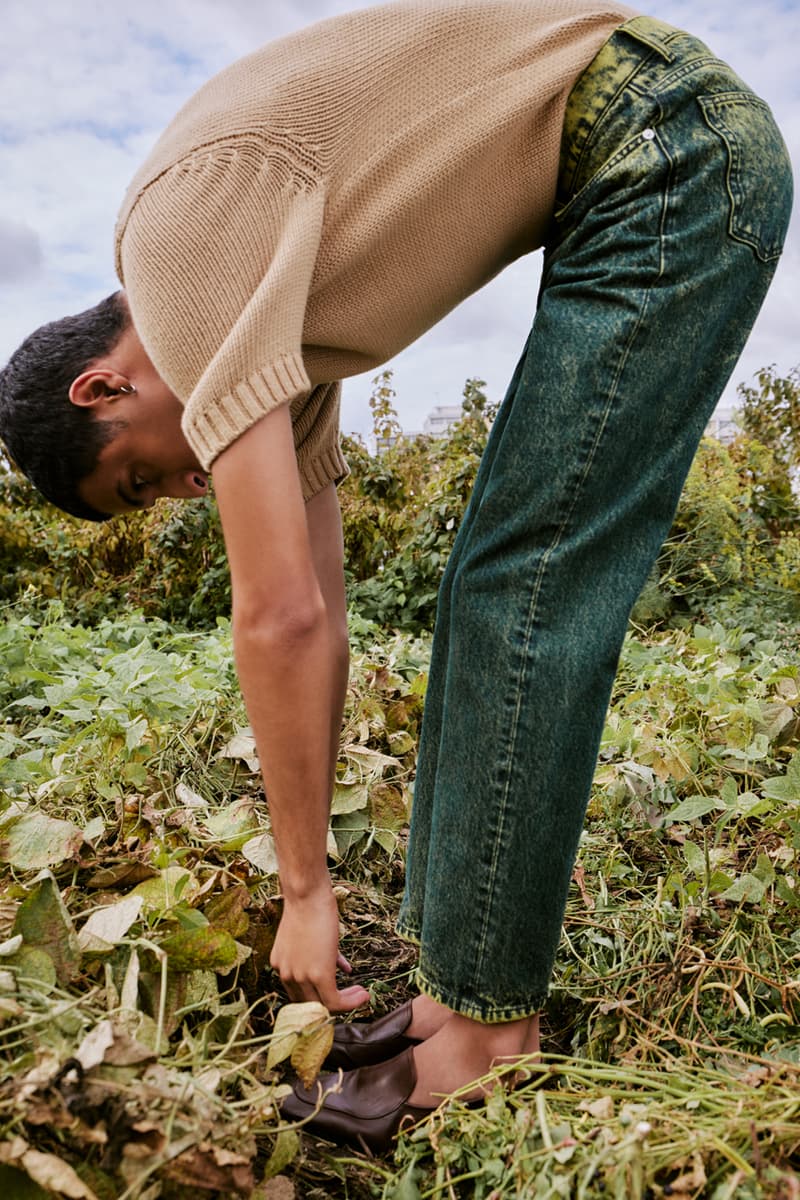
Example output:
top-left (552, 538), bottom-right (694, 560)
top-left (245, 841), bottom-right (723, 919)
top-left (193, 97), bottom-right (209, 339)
top-left (0, 220), bottom-right (43, 282)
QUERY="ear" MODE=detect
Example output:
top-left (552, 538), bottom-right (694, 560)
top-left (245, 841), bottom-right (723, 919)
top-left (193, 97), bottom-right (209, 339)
top-left (69, 370), bottom-right (134, 409)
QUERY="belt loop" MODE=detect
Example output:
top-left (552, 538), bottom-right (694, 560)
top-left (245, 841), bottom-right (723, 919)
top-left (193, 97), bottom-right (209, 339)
top-left (617, 15), bottom-right (682, 63)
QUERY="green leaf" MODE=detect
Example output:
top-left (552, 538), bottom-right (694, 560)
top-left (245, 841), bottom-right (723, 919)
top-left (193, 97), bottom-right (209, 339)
top-left (776, 875), bottom-right (800, 909)
top-left (0, 1165), bottom-right (50, 1200)
top-left (753, 852), bottom-right (776, 886)
top-left (720, 777), bottom-right (739, 809)
top-left (262, 1130), bottom-right (300, 1180)
top-left (130, 865), bottom-right (198, 913)
top-left (13, 873), bottom-right (80, 984)
top-left (160, 926), bottom-right (239, 971)
top-left (385, 1165), bottom-right (423, 1200)
top-left (332, 809), bottom-right (370, 855)
top-left (373, 828), bottom-right (400, 854)
top-left (124, 716), bottom-right (149, 751)
top-left (204, 797), bottom-right (260, 850)
top-left (0, 812), bottom-right (84, 870)
top-left (173, 904), bottom-right (209, 931)
top-left (762, 751), bottom-right (800, 805)
top-left (718, 873), bottom-right (768, 904)
top-left (331, 781), bottom-right (370, 815)
top-left (665, 795), bottom-right (721, 823)
top-left (683, 841), bottom-right (706, 876)
top-left (5, 946), bottom-right (57, 988)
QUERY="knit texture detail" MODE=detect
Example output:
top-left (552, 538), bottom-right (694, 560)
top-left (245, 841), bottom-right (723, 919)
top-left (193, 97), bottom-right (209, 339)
top-left (115, 0), bottom-right (637, 496)
top-left (182, 351), bottom-right (311, 469)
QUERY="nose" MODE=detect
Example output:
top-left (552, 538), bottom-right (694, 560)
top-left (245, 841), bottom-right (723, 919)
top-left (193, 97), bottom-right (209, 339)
top-left (161, 470), bottom-right (209, 500)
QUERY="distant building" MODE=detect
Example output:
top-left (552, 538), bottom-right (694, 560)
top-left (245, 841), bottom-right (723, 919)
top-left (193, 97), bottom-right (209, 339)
top-left (374, 404), bottom-right (464, 452)
top-left (423, 405), bottom-right (463, 437)
top-left (704, 408), bottom-right (738, 443)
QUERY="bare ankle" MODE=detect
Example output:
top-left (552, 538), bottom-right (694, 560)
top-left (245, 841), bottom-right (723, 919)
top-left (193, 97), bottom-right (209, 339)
top-left (408, 993), bottom-right (452, 1039)
top-left (408, 1012), bottom-right (536, 1107)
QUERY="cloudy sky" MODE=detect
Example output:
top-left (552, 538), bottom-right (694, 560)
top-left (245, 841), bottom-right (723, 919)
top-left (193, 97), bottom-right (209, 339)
top-left (1, 0), bottom-right (797, 439)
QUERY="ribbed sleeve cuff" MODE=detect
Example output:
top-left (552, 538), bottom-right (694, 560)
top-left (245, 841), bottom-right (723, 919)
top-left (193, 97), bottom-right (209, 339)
top-left (297, 440), bottom-right (350, 501)
top-left (181, 351), bottom-right (311, 470)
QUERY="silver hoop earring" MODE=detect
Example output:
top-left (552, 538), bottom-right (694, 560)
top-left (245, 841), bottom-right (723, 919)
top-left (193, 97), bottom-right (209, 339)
top-left (119, 384), bottom-right (137, 395)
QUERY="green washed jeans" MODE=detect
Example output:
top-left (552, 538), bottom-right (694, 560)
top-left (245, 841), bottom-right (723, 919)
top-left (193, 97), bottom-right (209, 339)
top-left (397, 16), bottom-right (793, 1022)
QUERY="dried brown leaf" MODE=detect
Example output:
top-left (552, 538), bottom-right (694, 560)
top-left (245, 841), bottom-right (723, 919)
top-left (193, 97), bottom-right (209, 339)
top-left (102, 1027), bottom-right (157, 1067)
top-left (370, 782), bottom-right (408, 832)
top-left (163, 1141), bottom-right (254, 1194)
top-left (290, 1023), bottom-right (335, 1089)
top-left (255, 1177), bottom-right (296, 1200)
top-left (0, 1139), bottom-right (100, 1200)
top-left (577, 1095), bottom-right (614, 1120)
top-left (86, 861), bottom-right (158, 890)
top-left (666, 1151), bottom-right (707, 1196)
top-left (78, 895), bottom-right (144, 953)
top-left (571, 864), bottom-right (595, 912)
top-left (267, 1002), bottom-right (329, 1070)
top-left (202, 884), bottom-right (250, 938)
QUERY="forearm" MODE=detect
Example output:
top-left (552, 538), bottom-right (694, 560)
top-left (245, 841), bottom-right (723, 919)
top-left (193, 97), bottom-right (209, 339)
top-left (233, 607), bottom-right (346, 897)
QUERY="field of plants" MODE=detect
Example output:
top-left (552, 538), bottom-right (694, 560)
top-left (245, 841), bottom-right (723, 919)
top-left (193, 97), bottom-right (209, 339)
top-left (1, 370), bottom-right (799, 1199)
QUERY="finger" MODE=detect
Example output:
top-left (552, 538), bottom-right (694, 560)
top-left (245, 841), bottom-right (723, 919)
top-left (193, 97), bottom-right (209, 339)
top-left (324, 983), bottom-right (371, 1014)
top-left (336, 952), bottom-right (353, 974)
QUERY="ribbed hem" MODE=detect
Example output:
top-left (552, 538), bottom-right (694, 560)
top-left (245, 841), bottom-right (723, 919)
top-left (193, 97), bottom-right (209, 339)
top-left (182, 351), bottom-right (311, 470)
top-left (298, 440), bottom-right (350, 502)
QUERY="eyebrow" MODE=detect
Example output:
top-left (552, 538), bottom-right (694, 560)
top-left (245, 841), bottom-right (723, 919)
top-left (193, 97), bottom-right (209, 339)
top-left (116, 482), bottom-right (145, 510)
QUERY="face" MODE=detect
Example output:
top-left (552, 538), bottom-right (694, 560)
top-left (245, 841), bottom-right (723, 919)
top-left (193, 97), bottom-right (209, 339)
top-left (77, 391), bottom-right (209, 517)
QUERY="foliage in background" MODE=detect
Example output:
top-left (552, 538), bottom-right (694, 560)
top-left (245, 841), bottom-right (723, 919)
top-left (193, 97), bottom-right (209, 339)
top-left (634, 434), bottom-right (800, 630)
top-left (0, 470), bottom-right (231, 626)
top-left (1, 367), bottom-right (799, 636)
top-left (339, 374), bottom-right (496, 630)
top-left (737, 365), bottom-right (800, 491)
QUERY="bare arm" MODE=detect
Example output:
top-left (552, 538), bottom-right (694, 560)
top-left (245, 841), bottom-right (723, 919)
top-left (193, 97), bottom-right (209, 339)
top-left (305, 482), bottom-right (351, 797)
top-left (212, 404), bottom-right (368, 1011)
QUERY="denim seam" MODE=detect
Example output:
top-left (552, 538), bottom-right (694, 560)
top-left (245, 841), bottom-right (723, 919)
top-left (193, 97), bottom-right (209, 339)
top-left (629, 55), bottom-right (721, 97)
top-left (471, 149), bottom-right (668, 982)
top-left (566, 62), bottom-right (654, 200)
top-left (698, 93), bottom-right (786, 263)
top-left (556, 130), bottom-right (660, 226)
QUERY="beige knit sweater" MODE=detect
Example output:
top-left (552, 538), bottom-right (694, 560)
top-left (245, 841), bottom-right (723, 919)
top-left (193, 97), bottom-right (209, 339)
top-left (115, 0), bottom-right (636, 499)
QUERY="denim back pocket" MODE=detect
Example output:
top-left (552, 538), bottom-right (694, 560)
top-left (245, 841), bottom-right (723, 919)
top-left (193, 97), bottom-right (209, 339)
top-left (698, 92), bottom-right (793, 263)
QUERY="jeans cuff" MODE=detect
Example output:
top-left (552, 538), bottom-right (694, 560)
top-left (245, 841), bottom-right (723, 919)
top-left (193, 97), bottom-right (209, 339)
top-left (414, 968), bottom-right (547, 1024)
top-left (395, 917), bottom-right (422, 947)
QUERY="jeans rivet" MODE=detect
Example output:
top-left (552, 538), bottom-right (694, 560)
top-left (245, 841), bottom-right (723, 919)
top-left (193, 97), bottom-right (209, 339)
top-left (643, 128), bottom-right (656, 140)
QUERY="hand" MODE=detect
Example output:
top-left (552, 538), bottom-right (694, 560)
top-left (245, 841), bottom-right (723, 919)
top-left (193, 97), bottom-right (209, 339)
top-left (271, 883), bottom-right (371, 1012)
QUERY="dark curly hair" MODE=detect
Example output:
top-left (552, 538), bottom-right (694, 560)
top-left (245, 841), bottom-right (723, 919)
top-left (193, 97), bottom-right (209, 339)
top-left (0, 292), bottom-right (130, 521)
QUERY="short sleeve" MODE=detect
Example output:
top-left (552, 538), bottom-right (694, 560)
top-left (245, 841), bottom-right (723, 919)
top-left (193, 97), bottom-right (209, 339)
top-left (116, 137), bottom-right (327, 470)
